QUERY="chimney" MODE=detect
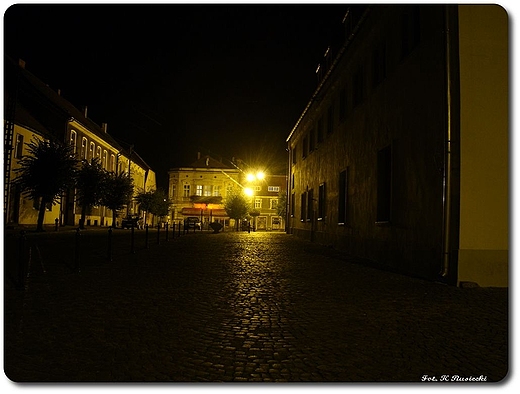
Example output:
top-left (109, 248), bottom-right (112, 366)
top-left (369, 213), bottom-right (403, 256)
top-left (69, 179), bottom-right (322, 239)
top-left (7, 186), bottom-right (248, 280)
top-left (18, 59), bottom-right (26, 69)
top-left (101, 123), bottom-right (108, 133)
top-left (57, 89), bottom-right (61, 96)
top-left (197, 152), bottom-right (201, 160)
top-left (82, 105), bottom-right (88, 118)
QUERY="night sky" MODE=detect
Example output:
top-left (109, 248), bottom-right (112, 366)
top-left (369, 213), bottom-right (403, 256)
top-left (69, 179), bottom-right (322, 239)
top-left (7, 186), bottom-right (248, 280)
top-left (4, 3), bottom-right (348, 188)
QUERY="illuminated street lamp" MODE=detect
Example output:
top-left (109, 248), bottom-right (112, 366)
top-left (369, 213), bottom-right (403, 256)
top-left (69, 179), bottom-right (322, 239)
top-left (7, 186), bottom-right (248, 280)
top-left (244, 187), bottom-right (254, 197)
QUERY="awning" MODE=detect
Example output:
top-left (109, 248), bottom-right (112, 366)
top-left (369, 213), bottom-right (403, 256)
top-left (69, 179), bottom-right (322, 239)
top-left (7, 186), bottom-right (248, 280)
top-left (181, 208), bottom-right (229, 217)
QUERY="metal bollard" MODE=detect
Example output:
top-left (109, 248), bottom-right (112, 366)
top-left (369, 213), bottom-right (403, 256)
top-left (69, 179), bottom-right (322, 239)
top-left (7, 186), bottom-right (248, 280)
top-left (145, 224), bottom-right (149, 249)
top-left (178, 221), bottom-right (181, 237)
top-left (55, 218), bottom-right (59, 231)
top-left (107, 227), bottom-right (113, 261)
top-left (156, 223), bottom-right (160, 244)
top-left (172, 222), bottom-right (175, 239)
top-left (165, 222), bottom-right (169, 241)
top-left (131, 225), bottom-right (135, 254)
top-left (74, 227), bottom-right (81, 272)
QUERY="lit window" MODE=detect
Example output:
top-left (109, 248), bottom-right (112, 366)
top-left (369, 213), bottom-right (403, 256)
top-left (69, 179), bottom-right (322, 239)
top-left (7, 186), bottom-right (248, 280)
top-left (203, 185), bottom-right (212, 196)
top-left (270, 199), bottom-right (278, 209)
top-left (268, 186), bottom-right (280, 192)
top-left (255, 199), bottom-right (262, 209)
top-left (70, 130), bottom-right (77, 153)
top-left (213, 185), bottom-right (221, 196)
top-left (254, 186), bottom-right (261, 191)
top-left (103, 150), bottom-right (108, 169)
top-left (89, 142), bottom-right (95, 161)
top-left (81, 137), bottom-right (88, 159)
top-left (110, 154), bottom-right (116, 172)
top-left (96, 146), bottom-right (102, 160)
top-left (196, 185), bottom-right (203, 196)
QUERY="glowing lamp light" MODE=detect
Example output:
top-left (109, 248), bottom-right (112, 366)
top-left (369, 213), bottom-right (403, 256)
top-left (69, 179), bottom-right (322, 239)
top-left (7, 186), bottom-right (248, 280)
top-left (256, 171), bottom-right (265, 180)
top-left (244, 187), bottom-right (254, 197)
top-left (246, 173), bottom-right (256, 182)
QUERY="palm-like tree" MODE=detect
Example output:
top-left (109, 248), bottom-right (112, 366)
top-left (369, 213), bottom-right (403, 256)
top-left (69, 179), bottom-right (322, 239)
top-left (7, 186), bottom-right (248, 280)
top-left (13, 138), bottom-right (77, 231)
top-left (75, 158), bottom-right (107, 229)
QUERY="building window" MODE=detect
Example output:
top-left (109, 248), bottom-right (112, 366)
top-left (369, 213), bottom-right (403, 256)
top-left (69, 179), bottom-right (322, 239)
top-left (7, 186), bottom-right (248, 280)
top-left (327, 104), bottom-right (334, 134)
top-left (14, 134), bottom-right (24, 158)
top-left (196, 185), bottom-right (203, 196)
top-left (270, 199), bottom-right (278, 209)
top-left (183, 184), bottom-right (190, 197)
top-left (255, 198), bottom-right (262, 209)
top-left (213, 185), bottom-right (221, 196)
top-left (307, 188), bottom-right (313, 222)
top-left (81, 137), bottom-right (88, 160)
top-left (89, 142), bottom-right (95, 161)
top-left (203, 185), bottom-right (212, 196)
top-left (353, 66), bottom-right (364, 107)
top-left (338, 169), bottom-right (348, 225)
top-left (373, 42), bottom-right (387, 88)
top-left (226, 185), bottom-right (234, 196)
top-left (268, 186), bottom-right (280, 192)
top-left (96, 146), bottom-right (102, 160)
top-left (254, 186), bottom-right (261, 192)
top-left (377, 146), bottom-right (392, 223)
top-left (110, 154), bottom-right (116, 172)
top-left (300, 192), bottom-right (307, 222)
top-left (291, 174), bottom-right (295, 189)
top-left (102, 150), bottom-right (108, 169)
top-left (70, 130), bottom-right (77, 153)
top-left (318, 183), bottom-right (326, 220)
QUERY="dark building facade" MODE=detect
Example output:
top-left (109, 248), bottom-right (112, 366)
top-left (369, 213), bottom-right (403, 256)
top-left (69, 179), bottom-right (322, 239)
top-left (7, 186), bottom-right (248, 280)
top-left (286, 5), bottom-right (508, 287)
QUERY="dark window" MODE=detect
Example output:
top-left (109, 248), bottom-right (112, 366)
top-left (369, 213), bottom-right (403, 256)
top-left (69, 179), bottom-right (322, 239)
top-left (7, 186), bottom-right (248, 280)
top-left (353, 66), bottom-right (364, 107)
top-left (14, 134), bottom-right (24, 158)
top-left (318, 183), bottom-right (326, 220)
top-left (377, 146), bottom-right (392, 222)
top-left (373, 42), bottom-right (387, 88)
top-left (327, 105), bottom-right (334, 135)
top-left (307, 188), bottom-right (313, 222)
top-left (300, 192), bottom-right (307, 222)
top-left (291, 193), bottom-right (295, 217)
top-left (339, 87), bottom-right (347, 121)
top-left (338, 169), bottom-right (348, 225)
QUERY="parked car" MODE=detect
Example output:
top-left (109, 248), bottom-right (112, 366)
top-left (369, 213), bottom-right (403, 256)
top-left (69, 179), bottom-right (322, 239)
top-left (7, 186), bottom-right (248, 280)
top-left (185, 216), bottom-right (201, 230)
top-left (122, 215), bottom-right (141, 229)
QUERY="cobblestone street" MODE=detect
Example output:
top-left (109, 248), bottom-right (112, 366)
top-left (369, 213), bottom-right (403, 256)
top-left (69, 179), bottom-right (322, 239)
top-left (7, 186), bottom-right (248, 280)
top-left (4, 230), bottom-right (508, 382)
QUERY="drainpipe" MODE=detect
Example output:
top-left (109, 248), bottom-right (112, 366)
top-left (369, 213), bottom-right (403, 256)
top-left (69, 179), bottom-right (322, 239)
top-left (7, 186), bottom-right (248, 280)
top-left (441, 6), bottom-right (453, 278)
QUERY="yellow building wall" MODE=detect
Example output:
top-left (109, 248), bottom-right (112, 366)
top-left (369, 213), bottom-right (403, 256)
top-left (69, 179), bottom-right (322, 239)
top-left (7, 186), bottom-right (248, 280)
top-left (457, 5), bottom-right (508, 286)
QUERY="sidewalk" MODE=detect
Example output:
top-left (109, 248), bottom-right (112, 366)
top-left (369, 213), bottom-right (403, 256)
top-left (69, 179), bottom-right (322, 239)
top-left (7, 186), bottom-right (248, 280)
top-left (3, 231), bottom-right (509, 382)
